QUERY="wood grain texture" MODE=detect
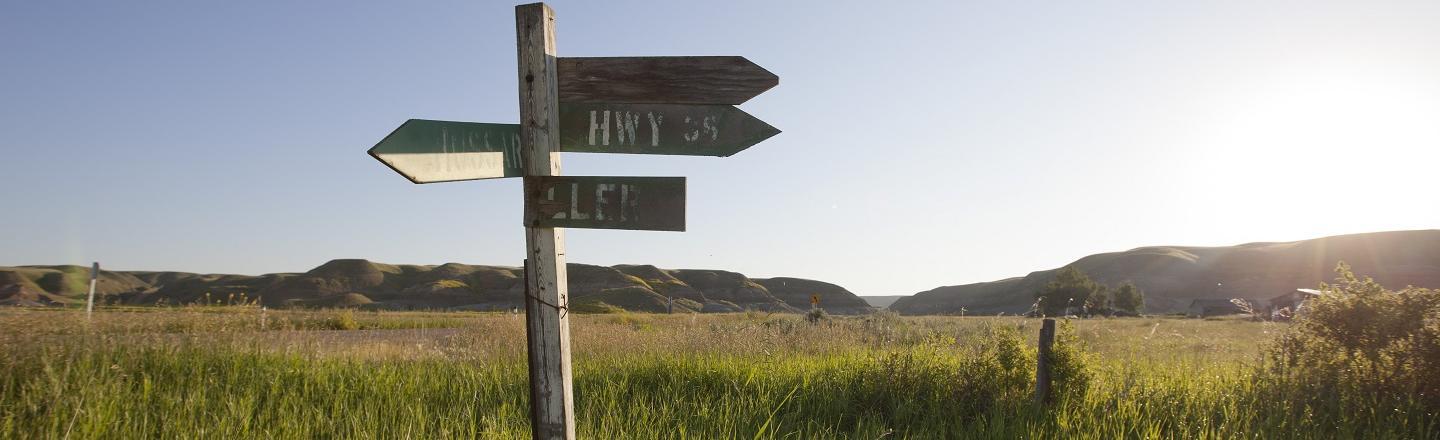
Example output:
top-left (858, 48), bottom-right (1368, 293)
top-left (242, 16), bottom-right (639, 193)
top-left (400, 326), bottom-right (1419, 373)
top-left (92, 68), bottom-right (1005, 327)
top-left (516, 3), bottom-right (575, 440)
top-left (558, 56), bottom-right (778, 105)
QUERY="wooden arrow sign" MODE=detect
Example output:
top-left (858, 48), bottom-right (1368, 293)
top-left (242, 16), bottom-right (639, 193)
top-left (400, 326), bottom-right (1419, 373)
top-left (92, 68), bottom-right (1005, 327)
top-left (558, 56), bottom-right (778, 105)
top-left (367, 119), bottom-right (522, 183)
top-left (558, 103), bottom-right (778, 157)
top-left (371, 104), bottom-right (777, 182)
top-left (524, 176), bottom-right (685, 231)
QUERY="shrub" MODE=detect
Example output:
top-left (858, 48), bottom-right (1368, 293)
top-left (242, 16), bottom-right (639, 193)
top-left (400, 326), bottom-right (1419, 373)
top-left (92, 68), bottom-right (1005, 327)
top-left (972, 325), bottom-right (1035, 395)
top-left (1047, 320), bottom-right (1094, 401)
top-left (1111, 282), bottom-right (1145, 315)
top-left (1266, 262), bottom-right (1440, 411)
top-left (326, 310), bottom-right (360, 330)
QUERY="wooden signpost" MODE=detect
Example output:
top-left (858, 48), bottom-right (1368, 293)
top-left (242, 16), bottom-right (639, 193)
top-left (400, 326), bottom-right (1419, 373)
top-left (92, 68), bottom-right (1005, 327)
top-left (366, 3), bottom-right (778, 439)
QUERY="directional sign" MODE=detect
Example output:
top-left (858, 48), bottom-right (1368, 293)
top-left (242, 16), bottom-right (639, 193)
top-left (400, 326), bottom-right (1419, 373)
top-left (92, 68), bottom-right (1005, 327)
top-left (372, 104), bottom-right (777, 183)
top-left (558, 103), bottom-right (778, 157)
top-left (524, 176), bottom-right (685, 231)
top-left (558, 56), bottom-right (779, 105)
top-left (367, 119), bottom-right (522, 183)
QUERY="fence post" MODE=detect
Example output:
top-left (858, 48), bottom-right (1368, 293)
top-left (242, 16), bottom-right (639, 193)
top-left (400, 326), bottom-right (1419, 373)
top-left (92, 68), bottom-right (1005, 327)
top-left (1035, 318), bottom-right (1056, 405)
top-left (86, 262), bottom-right (99, 319)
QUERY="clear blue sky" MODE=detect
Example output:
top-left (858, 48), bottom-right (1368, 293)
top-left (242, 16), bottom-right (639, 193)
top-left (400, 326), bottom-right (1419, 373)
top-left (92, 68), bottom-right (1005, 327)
top-left (3, 0), bottom-right (1438, 295)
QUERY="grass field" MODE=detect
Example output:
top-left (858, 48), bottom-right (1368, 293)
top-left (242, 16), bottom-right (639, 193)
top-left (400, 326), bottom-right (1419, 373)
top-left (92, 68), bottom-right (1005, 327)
top-left (0, 307), bottom-right (1434, 439)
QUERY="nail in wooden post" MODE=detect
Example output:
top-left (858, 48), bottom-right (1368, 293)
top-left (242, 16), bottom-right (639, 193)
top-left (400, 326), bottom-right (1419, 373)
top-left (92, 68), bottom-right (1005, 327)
top-left (517, 3), bottom-right (575, 439)
top-left (1035, 318), bottom-right (1056, 405)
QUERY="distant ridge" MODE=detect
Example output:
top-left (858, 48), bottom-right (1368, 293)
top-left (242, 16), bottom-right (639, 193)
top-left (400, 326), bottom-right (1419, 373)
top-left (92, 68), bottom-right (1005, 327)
top-left (891, 230), bottom-right (1440, 315)
top-left (0, 261), bottom-right (875, 315)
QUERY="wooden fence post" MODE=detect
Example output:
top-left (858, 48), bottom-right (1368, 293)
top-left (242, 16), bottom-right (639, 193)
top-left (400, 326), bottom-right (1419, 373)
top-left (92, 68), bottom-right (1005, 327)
top-left (1035, 318), bottom-right (1056, 405)
top-left (86, 262), bottom-right (99, 319)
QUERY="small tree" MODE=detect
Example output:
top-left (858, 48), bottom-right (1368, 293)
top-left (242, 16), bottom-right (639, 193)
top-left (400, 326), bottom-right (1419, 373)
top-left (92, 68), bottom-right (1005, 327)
top-left (1111, 282), bottom-right (1145, 315)
top-left (1036, 267), bottom-right (1104, 316)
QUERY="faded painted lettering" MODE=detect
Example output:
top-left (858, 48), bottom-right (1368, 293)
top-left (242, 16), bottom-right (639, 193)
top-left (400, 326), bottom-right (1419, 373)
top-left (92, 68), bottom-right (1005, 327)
top-left (568, 182), bottom-right (589, 220)
top-left (588, 110), bottom-right (610, 146)
top-left (647, 113), bottom-right (664, 147)
top-left (614, 112), bottom-right (639, 145)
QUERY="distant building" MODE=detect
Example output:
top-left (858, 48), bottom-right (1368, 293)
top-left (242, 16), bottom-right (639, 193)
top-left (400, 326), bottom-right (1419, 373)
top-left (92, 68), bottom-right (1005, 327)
top-left (1267, 288), bottom-right (1322, 320)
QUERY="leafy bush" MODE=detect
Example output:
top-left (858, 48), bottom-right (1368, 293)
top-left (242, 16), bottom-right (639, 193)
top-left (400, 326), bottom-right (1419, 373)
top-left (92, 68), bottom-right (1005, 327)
top-left (326, 310), bottom-right (360, 330)
top-left (1111, 282), bottom-right (1145, 315)
top-left (1047, 320), bottom-right (1094, 401)
top-left (1266, 262), bottom-right (1440, 411)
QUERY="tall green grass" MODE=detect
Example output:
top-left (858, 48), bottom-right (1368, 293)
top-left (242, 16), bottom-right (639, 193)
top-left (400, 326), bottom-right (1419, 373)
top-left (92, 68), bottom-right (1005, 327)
top-left (0, 309), bottom-right (1433, 439)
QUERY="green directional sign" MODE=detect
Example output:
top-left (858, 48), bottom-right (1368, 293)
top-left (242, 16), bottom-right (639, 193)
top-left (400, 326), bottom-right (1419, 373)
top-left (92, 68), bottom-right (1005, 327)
top-left (367, 119), bottom-right (522, 184)
top-left (524, 176), bottom-right (685, 231)
top-left (558, 103), bottom-right (779, 157)
top-left (371, 105), bottom-right (778, 183)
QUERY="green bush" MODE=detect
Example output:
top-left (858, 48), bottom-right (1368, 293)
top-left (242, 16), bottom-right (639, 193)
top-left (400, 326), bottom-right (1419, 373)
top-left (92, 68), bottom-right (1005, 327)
top-left (1266, 262), bottom-right (1440, 411)
top-left (1047, 320), bottom-right (1094, 402)
top-left (1111, 282), bottom-right (1145, 315)
top-left (849, 329), bottom-right (1035, 430)
top-left (326, 310), bottom-right (360, 330)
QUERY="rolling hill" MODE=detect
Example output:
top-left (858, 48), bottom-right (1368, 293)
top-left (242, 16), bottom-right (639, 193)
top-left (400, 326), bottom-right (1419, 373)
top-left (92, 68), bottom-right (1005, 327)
top-left (890, 230), bottom-right (1440, 315)
top-left (0, 260), bottom-right (875, 315)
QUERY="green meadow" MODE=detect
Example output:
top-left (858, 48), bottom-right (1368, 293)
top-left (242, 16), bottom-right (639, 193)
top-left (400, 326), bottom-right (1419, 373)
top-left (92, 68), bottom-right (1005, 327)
top-left (0, 307), bottom-right (1434, 439)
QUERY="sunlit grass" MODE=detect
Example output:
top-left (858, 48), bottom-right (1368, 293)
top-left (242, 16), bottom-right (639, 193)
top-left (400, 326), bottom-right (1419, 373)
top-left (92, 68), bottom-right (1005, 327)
top-left (0, 308), bottom-right (1432, 438)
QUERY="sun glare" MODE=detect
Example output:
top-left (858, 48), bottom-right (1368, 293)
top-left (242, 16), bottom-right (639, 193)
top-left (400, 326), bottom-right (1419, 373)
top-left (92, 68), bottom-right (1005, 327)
top-left (1178, 70), bottom-right (1439, 238)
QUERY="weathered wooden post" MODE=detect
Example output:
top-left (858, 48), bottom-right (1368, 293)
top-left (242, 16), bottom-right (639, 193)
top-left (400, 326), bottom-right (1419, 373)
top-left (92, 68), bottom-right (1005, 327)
top-left (516, 4), bottom-right (575, 439)
top-left (85, 262), bottom-right (99, 319)
top-left (1035, 318), bottom-right (1056, 405)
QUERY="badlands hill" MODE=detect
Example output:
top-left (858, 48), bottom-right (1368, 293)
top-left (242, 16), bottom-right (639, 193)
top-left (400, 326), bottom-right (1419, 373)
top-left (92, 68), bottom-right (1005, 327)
top-left (0, 260), bottom-right (875, 315)
top-left (891, 230), bottom-right (1440, 315)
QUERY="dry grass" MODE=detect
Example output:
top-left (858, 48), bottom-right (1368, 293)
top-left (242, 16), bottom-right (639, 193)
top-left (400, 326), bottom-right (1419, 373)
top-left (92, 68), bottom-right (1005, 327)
top-left (0, 308), bottom-right (1432, 439)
